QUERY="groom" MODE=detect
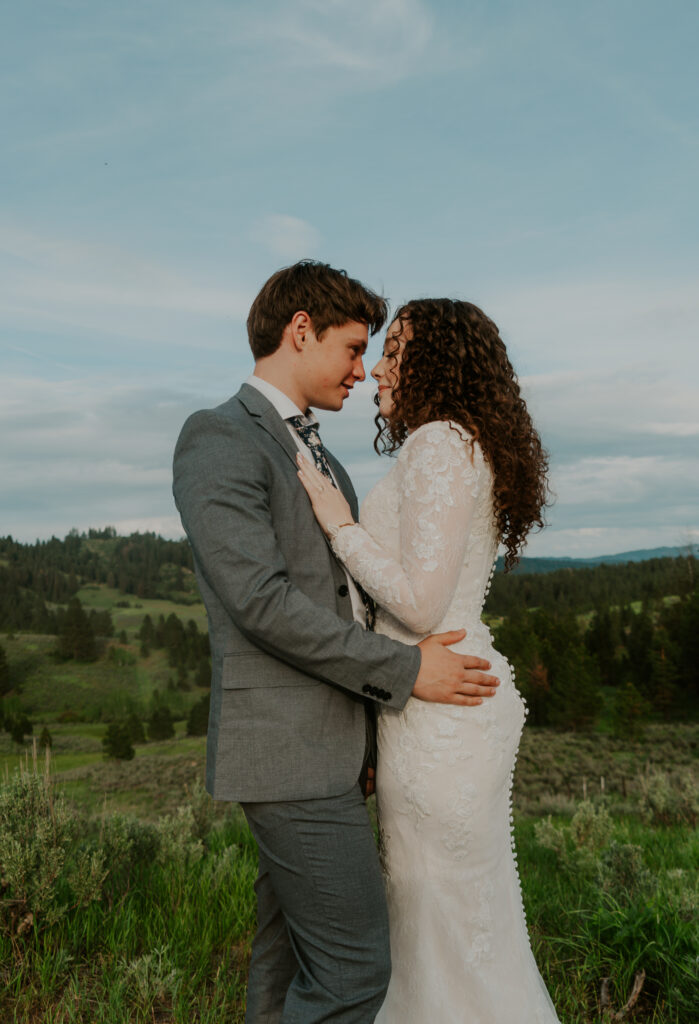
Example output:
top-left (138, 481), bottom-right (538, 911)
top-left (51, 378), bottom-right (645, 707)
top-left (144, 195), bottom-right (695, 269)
top-left (173, 261), bottom-right (499, 1023)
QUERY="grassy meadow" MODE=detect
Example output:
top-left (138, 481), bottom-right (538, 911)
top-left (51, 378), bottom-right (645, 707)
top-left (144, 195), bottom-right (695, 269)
top-left (1, 583), bottom-right (698, 1022)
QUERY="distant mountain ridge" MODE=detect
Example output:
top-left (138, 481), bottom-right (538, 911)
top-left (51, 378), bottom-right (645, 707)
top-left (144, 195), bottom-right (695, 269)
top-left (497, 546), bottom-right (690, 575)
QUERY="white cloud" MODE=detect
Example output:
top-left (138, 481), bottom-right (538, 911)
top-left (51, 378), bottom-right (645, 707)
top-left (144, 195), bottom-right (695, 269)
top-left (250, 214), bottom-right (321, 260)
top-left (488, 277), bottom-right (699, 374)
top-left (250, 0), bottom-right (435, 80)
top-left (647, 422), bottom-right (699, 437)
top-left (0, 222), bottom-right (249, 345)
top-left (521, 365), bottom-right (699, 459)
top-left (1, 365), bottom-right (697, 556)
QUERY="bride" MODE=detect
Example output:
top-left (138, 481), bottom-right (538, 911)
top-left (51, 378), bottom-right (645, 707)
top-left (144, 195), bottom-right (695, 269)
top-left (296, 298), bottom-right (560, 1022)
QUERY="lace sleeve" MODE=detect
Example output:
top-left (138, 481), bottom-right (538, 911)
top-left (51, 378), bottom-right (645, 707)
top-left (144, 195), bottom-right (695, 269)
top-left (330, 421), bottom-right (486, 634)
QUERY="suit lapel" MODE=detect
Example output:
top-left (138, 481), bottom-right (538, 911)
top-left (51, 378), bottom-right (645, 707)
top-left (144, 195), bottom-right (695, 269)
top-left (236, 383), bottom-right (300, 471)
top-left (236, 382), bottom-right (359, 519)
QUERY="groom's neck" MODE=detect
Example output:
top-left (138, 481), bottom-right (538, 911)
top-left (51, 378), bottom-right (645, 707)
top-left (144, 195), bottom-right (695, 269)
top-left (252, 357), bottom-right (309, 414)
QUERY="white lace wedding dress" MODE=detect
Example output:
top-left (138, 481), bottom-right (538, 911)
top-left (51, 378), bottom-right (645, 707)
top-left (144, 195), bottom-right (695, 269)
top-left (330, 421), bottom-right (560, 1023)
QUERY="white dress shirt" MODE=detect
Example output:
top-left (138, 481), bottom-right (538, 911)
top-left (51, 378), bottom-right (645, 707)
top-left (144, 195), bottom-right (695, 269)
top-left (245, 374), bottom-right (365, 627)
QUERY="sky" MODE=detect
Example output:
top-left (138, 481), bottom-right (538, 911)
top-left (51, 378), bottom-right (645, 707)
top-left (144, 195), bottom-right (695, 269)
top-left (1, 0), bottom-right (698, 557)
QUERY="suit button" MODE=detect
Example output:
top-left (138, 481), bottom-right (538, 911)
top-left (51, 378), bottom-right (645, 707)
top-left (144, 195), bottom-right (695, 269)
top-left (385, 691), bottom-right (392, 700)
top-left (362, 684), bottom-right (371, 694)
top-left (338, 584), bottom-right (349, 597)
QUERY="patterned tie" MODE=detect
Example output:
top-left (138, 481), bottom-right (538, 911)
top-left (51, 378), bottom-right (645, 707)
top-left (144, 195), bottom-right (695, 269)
top-left (289, 415), bottom-right (376, 630)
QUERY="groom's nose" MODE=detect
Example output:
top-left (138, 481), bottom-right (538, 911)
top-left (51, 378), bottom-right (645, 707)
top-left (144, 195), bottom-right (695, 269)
top-left (353, 357), bottom-right (366, 382)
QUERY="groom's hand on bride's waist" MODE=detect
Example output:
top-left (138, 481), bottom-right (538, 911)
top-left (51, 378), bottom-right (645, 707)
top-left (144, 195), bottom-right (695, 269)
top-left (413, 630), bottom-right (499, 706)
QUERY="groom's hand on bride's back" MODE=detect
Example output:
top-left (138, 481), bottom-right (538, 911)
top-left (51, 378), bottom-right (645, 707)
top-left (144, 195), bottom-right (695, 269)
top-left (413, 630), bottom-right (499, 706)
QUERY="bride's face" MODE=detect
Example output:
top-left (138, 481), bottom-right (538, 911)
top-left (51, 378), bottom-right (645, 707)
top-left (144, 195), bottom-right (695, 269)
top-left (372, 319), bottom-right (409, 418)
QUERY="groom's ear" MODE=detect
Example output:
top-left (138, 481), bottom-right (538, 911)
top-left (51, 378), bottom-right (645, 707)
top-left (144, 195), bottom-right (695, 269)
top-left (288, 310), bottom-right (315, 351)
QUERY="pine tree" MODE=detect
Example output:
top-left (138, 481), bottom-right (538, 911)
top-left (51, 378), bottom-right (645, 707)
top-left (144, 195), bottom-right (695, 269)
top-left (649, 634), bottom-right (679, 719)
top-left (195, 658), bottom-right (211, 689)
top-left (0, 644), bottom-right (11, 696)
top-left (176, 662), bottom-right (190, 690)
top-left (525, 661), bottom-right (550, 726)
top-left (9, 714), bottom-right (32, 745)
top-left (187, 694), bottom-right (210, 736)
top-left (138, 614), bottom-right (155, 644)
top-left (611, 681), bottom-right (650, 739)
top-left (57, 598), bottom-right (97, 661)
top-left (148, 706), bottom-right (175, 741)
top-left (102, 723), bottom-right (135, 760)
top-left (124, 711), bottom-right (146, 744)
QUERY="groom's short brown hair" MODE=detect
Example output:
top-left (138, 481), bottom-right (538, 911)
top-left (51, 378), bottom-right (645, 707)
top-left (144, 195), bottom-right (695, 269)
top-left (247, 260), bottom-right (389, 359)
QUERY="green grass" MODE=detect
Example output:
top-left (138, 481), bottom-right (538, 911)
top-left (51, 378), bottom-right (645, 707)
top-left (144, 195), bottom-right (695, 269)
top-left (1, 803), bottom-right (255, 1023)
top-left (2, 780), bottom-right (696, 1023)
top-left (517, 815), bottom-right (698, 1022)
top-left (74, 586), bottom-right (209, 636)
top-left (2, 586), bottom-right (698, 1021)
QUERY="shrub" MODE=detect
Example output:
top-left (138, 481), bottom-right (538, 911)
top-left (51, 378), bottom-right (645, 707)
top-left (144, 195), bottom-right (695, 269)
top-left (535, 799), bottom-right (613, 875)
top-left (638, 770), bottom-right (699, 827)
top-left (58, 709), bottom-right (83, 723)
top-left (596, 840), bottom-right (654, 903)
top-left (99, 813), bottom-right (159, 889)
top-left (8, 713), bottom-right (32, 745)
top-left (154, 806), bottom-right (204, 869)
top-left (0, 760), bottom-right (106, 935)
top-left (187, 777), bottom-right (214, 842)
top-left (117, 944), bottom-right (180, 1013)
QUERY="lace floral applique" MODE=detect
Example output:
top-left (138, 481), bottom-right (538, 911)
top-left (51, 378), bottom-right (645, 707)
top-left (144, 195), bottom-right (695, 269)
top-left (441, 778), bottom-right (477, 860)
top-left (331, 421), bottom-right (491, 635)
top-left (464, 879), bottom-right (495, 965)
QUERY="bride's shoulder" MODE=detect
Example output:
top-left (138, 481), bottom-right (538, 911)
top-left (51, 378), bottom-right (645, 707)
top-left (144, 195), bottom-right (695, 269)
top-left (402, 419), bottom-right (481, 459)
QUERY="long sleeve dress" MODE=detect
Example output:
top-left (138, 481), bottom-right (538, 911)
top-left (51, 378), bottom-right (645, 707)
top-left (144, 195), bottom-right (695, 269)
top-left (329, 420), bottom-right (560, 1023)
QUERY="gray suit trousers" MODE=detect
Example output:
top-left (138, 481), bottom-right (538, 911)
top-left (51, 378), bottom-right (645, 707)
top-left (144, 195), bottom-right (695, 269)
top-left (242, 786), bottom-right (390, 1023)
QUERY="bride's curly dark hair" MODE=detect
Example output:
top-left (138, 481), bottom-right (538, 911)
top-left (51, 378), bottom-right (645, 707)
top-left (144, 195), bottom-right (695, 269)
top-left (374, 298), bottom-right (550, 571)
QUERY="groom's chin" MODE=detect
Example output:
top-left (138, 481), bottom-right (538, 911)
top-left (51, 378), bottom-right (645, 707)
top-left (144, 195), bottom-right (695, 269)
top-left (313, 394), bottom-right (347, 412)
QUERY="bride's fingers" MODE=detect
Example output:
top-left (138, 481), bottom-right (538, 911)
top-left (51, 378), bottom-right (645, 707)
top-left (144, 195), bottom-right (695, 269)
top-left (296, 460), bottom-right (323, 491)
top-left (296, 455), bottom-right (326, 490)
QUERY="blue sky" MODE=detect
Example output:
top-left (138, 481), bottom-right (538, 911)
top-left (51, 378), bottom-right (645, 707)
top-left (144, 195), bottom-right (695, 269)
top-left (1, 0), bottom-right (697, 556)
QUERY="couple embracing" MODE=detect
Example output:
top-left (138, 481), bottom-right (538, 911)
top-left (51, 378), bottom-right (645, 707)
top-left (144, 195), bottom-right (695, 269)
top-left (173, 261), bottom-right (560, 1023)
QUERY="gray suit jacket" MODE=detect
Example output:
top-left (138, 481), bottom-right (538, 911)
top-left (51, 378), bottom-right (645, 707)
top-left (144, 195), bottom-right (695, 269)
top-left (172, 383), bottom-right (420, 802)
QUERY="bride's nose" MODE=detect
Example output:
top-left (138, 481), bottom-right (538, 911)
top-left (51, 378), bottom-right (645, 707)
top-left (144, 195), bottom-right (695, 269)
top-left (371, 360), bottom-right (382, 381)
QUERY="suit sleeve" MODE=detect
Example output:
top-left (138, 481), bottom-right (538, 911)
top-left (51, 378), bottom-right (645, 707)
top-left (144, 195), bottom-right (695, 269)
top-left (173, 410), bottom-right (420, 708)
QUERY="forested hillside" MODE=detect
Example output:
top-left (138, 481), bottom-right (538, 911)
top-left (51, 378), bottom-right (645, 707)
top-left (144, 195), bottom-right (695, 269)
top-left (0, 530), bottom-right (697, 734)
